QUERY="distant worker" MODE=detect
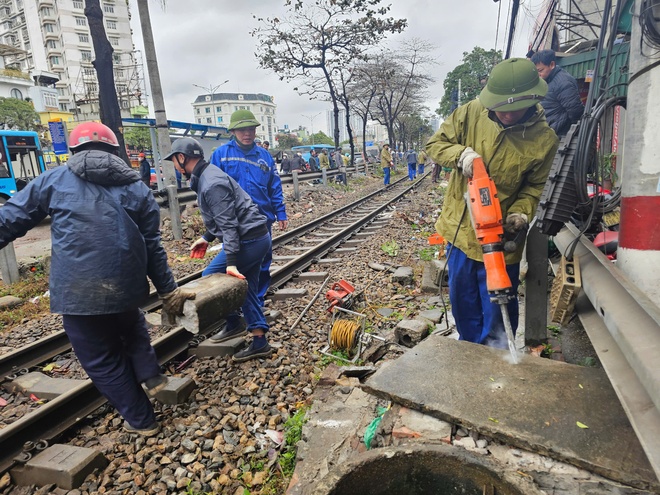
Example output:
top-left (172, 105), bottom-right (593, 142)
top-left (206, 109), bottom-right (288, 307)
top-left (0, 122), bottom-right (195, 436)
top-left (381, 143), bottom-right (393, 185)
top-left (319, 149), bottom-right (330, 169)
top-left (308, 149), bottom-right (320, 172)
top-left (290, 152), bottom-right (306, 172)
top-left (280, 153), bottom-right (291, 174)
top-left (138, 152), bottom-right (151, 188)
top-left (426, 58), bottom-right (558, 348)
top-left (531, 49), bottom-right (584, 138)
top-left (405, 148), bottom-right (417, 181)
top-left (333, 148), bottom-right (346, 184)
top-left (418, 149), bottom-right (429, 176)
top-left (262, 140), bottom-right (270, 151)
top-left (168, 138), bottom-right (274, 362)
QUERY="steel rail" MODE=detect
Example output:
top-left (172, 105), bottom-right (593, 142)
top-left (0, 177), bottom-right (409, 378)
top-left (0, 175), bottom-right (424, 476)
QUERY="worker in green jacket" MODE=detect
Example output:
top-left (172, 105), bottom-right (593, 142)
top-left (381, 143), bottom-right (393, 185)
top-left (426, 57), bottom-right (559, 349)
top-left (319, 149), bottom-right (330, 169)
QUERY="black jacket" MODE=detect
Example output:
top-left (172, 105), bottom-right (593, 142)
top-left (542, 67), bottom-right (584, 136)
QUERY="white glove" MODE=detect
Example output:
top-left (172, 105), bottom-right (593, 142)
top-left (226, 265), bottom-right (246, 280)
top-left (458, 147), bottom-right (480, 178)
top-left (504, 213), bottom-right (529, 234)
top-left (190, 237), bottom-right (209, 250)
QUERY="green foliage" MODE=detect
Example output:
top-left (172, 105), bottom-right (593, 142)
top-left (437, 47), bottom-right (502, 117)
top-left (276, 133), bottom-right (302, 149)
top-left (381, 240), bottom-right (399, 257)
top-left (306, 131), bottom-right (334, 146)
top-left (418, 247), bottom-right (437, 261)
top-left (578, 356), bottom-right (598, 367)
top-left (0, 97), bottom-right (40, 130)
top-left (280, 406), bottom-right (309, 477)
top-left (123, 126), bottom-right (152, 150)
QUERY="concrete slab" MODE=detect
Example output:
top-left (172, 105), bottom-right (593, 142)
top-left (317, 258), bottom-right (342, 264)
top-left (167, 274), bottom-right (247, 334)
top-left (189, 337), bottom-right (246, 358)
top-left (333, 248), bottom-right (357, 254)
top-left (0, 295), bottom-right (22, 309)
top-left (343, 240), bottom-right (364, 248)
top-left (294, 271), bottom-right (329, 281)
top-left (271, 288), bottom-right (308, 301)
top-left (6, 372), bottom-right (86, 400)
top-left (272, 255), bottom-right (298, 261)
top-left (154, 376), bottom-right (196, 405)
top-left (362, 336), bottom-right (659, 492)
top-left (11, 444), bottom-right (107, 489)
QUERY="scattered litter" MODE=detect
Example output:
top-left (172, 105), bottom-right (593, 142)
top-left (488, 417), bottom-right (499, 424)
top-left (489, 377), bottom-right (495, 382)
top-left (265, 429), bottom-right (284, 445)
top-left (576, 421), bottom-right (589, 429)
top-left (578, 384), bottom-right (583, 389)
top-left (364, 405), bottom-right (389, 449)
top-left (42, 363), bottom-right (58, 372)
top-left (0, 397), bottom-right (7, 407)
top-left (29, 394), bottom-right (44, 404)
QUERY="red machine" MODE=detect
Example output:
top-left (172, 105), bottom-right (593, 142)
top-left (466, 157), bottom-right (518, 361)
top-left (325, 280), bottom-right (356, 311)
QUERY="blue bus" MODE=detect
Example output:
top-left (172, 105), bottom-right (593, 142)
top-left (291, 144), bottom-right (336, 163)
top-left (0, 130), bottom-right (47, 204)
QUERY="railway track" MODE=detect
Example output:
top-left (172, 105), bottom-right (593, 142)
top-left (0, 174), bottom-right (425, 475)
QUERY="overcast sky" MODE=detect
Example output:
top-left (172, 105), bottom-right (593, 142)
top-left (128, 0), bottom-right (541, 135)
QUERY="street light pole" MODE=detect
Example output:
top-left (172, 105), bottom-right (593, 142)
top-left (302, 112), bottom-right (322, 145)
top-left (193, 80), bottom-right (229, 126)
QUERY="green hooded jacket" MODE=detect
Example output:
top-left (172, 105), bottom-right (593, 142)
top-left (426, 99), bottom-right (559, 263)
top-left (381, 147), bottom-right (393, 168)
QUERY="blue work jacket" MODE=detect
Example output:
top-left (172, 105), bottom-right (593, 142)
top-left (209, 140), bottom-right (287, 225)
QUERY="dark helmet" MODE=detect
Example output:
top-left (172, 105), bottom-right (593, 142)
top-left (69, 122), bottom-right (119, 151)
top-left (164, 137), bottom-right (204, 160)
top-left (479, 58), bottom-right (547, 112)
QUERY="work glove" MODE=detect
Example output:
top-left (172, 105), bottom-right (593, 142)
top-left (190, 237), bottom-right (209, 259)
top-left (226, 265), bottom-right (246, 280)
top-left (458, 147), bottom-right (480, 178)
top-left (160, 287), bottom-right (196, 323)
top-left (504, 213), bottom-right (529, 234)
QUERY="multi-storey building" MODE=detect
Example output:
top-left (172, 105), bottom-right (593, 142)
top-left (191, 93), bottom-right (277, 144)
top-left (327, 108), bottom-right (362, 144)
top-left (0, 0), bottom-right (145, 121)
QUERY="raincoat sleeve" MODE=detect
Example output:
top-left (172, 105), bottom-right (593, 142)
top-left (425, 105), bottom-right (469, 169)
top-left (0, 175), bottom-right (49, 250)
top-left (507, 139), bottom-right (559, 220)
top-left (137, 188), bottom-right (177, 294)
top-left (266, 154), bottom-right (287, 222)
top-left (202, 180), bottom-right (242, 266)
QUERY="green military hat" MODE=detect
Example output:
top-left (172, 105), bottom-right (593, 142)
top-left (479, 58), bottom-right (547, 112)
top-left (228, 109), bottom-right (261, 130)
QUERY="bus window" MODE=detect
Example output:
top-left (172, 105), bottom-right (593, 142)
top-left (0, 131), bottom-right (46, 199)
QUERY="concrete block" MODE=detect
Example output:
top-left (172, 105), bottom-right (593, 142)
top-left (418, 308), bottom-right (444, 324)
top-left (154, 376), bottom-right (196, 405)
top-left (189, 336), bottom-right (246, 358)
top-left (343, 240), bottom-right (364, 248)
top-left (266, 310), bottom-right (282, 323)
top-left (0, 295), bottom-right (22, 309)
top-left (354, 232), bottom-right (371, 239)
top-left (144, 312), bottom-right (162, 327)
top-left (271, 288), bottom-right (308, 301)
top-left (431, 259), bottom-right (449, 286)
top-left (272, 255), bottom-right (297, 261)
top-left (317, 258), bottom-right (342, 264)
top-left (294, 271), bottom-right (329, 281)
top-left (421, 263), bottom-right (440, 294)
top-left (11, 444), bottom-right (107, 489)
top-left (397, 406), bottom-right (452, 442)
top-left (391, 266), bottom-right (414, 285)
top-left (395, 319), bottom-right (430, 347)
top-left (165, 274), bottom-right (247, 334)
top-left (6, 372), bottom-right (86, 400)
top-left (333, 248), bottom-right (357, 254)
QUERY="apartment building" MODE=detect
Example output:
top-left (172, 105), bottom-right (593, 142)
top-left (192, 93), bottom-right (277, 144)
top-left (0, 0), bottom-right (144, 120)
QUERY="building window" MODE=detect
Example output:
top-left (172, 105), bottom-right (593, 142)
top-left (44, 93), bottom-right (58, 107)
top-left (121, 100), bottom-right (129, 109)
top-left (106, 19), bottom-right (117, 29)
top-left (75, 16), bottom-right (86, 26)
top-left (216, 106), bottom-right (221, 112)
top-left (103, 3), bottom-right (114, 13)
top-left (113, 53), bottom-right (121, 63)
top-left (78, 33), bottom-right (89, 43)
top-left (10, 88), bottom-right (23, 100)
top-left (41, 7), bottom-right (54, 16)
top-left (46, 40), bottom-right (57, 49)
top-left (50, 56), bottom-right (60, 65)
top-left (206, 118), bottom-right (212, 123)
top-left (73, 0), bottom-right (83, 8)
top-left (217, 116), bottom-right (223, 123)
top-left (197, 118), bottom-right (202, 124)
top-left (59, 103), bottom-right (68, 111)
top-left (83, 67), bottom-right (95, 76)
top-left (205, 107), bottom-right (210, 113)
top-left (196, 108), bottom-right (200, 114)
top-left (44, 23), bottom-right (55, 33)
top-left (109, 37), bottom-right (119, 46)
top-left (114, 69), bottom-right (124, 79)
top-left (80, 50), bottom-right (92, 62)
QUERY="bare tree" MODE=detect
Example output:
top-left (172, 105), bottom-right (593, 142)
top-left (84, 0), bottom-right (130, 165)
top-left (253, 0), bottom-right (406, 148)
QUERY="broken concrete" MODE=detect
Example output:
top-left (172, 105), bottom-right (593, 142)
top-left (271, 288), bottom-right (308, 301)
top-left (394, 319), bottom-right (430, 347)
top-left (165, 274), bottom-right (247, 334)
top-left (362, 336), bottom-right (659, 492)
top-left (153, 376), bottom-right (196, 405)
top-left (189, 336), bottom-right (245, 358)
top-left (0, 295), bottom-right (22, 310)
top-left (6, 372), bottom-right (87, 400)
top-left (391, 266), bottom-right (413, 285)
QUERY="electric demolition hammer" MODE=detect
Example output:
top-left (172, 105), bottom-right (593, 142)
top-left (465, 157), bottom-right (520, 362)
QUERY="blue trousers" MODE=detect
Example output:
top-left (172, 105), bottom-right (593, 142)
top-left (62, 310), bottom-right (160, 429)
top-left (203, 233), bottom-right (270, 333)
top-left (446, 244), bottom-right (520, 348)
top-left (383, 167), bottom-right (390, 185)
top-left (418, 164), bottom-right (425, 175)
top-left (408, 163), bottom-right (417, 180)
top-left (256, 225), bottom-right (274, 306)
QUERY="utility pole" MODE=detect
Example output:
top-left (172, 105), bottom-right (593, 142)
top-left (193, 80), bottom-right (229, 126)
top-left (302, 112), bottom-right (321, 145)
top-left (136, 0), bottom-right (182, 239)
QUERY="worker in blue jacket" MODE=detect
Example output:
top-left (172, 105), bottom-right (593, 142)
top-left (0, 122), bottom-right (195, 436)
top-left (195, 110), bottom-right (288, 308)
top-left (167, 137), bottom-right (274, 362)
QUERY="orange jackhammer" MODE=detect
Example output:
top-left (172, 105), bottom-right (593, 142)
top-left (466, 157), bottom-right (518, 363)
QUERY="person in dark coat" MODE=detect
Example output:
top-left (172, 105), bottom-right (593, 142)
top-left (280, 153), bottom-right (291, 174)
top-left (138, 152), bottom-right (151, 187)
top-left (531, 50), bottom-right (584, 137)
top-left (0, 122), bottom-right (195, 436)
top-left (290, 152), bottom-right (306, 172)
top-left (168, 137), bottom-right (274, 362)
top-left (308, 150), bottom-right (320, 172)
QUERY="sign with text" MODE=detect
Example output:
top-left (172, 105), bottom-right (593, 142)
top-left (48, 119), bottom-right (68, 155)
